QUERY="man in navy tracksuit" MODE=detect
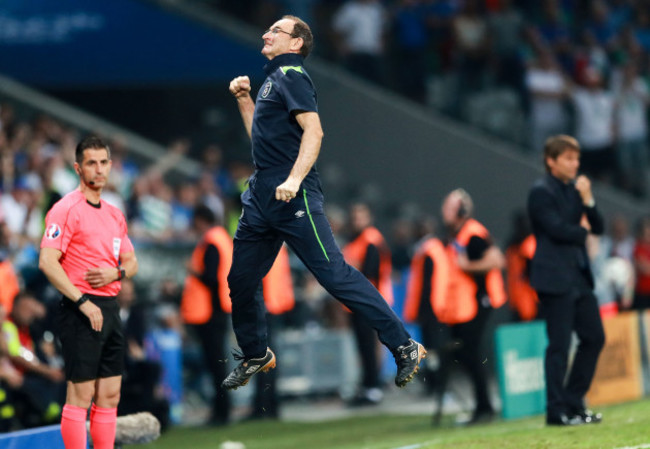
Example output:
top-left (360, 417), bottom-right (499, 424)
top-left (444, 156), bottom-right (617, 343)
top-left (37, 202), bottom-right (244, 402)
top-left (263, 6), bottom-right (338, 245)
top-left (223, 15), bottom-right (425, 390)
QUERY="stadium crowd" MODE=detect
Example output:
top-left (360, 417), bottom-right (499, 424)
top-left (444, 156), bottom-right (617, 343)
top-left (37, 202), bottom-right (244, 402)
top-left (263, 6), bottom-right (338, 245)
top-left (0, 93), bottom-right (647, 430)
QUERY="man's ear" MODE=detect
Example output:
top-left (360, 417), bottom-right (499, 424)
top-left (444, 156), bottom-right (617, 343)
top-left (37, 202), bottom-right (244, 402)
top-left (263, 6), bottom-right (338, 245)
top-left (291, 37), bottom-right (304, 53)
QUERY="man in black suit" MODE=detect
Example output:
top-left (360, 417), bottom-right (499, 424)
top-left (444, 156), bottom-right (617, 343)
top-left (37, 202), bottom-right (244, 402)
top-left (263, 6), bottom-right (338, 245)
top-left (527, 134), bottom-right (605, 426)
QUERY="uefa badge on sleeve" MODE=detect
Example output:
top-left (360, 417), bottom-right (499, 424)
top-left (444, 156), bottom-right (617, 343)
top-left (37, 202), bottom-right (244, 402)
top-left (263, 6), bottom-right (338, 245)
top-left (45, 224), bottom-right (61, 240)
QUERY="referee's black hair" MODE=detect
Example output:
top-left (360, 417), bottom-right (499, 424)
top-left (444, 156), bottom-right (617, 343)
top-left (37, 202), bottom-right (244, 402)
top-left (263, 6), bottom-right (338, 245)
top-left (75, 136), bottom-right (111, 164)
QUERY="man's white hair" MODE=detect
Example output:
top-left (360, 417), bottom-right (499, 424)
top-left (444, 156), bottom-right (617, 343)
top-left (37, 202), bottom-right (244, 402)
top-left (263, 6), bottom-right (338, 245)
top-left (449, 188), bottom-right (473, 218)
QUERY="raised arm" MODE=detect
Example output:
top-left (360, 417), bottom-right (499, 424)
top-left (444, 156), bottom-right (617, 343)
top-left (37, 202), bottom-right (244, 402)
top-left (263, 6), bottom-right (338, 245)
top-left (275, 111), bottom-right (324, 202)
top-left (229, 75), bottom-right (255, 139)
top-left (458, 245), bottom-right (505, 274)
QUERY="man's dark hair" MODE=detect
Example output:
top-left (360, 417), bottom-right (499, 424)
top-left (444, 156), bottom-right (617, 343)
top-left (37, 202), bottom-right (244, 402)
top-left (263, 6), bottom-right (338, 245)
top-left (284, 15), bottom-right (313, 58)
top-left (75, 136), bottom-right (111, 164)
top-left (193, 204), bottom-right (217, 226)
top-left (543, 135), bottom-right (580, 172)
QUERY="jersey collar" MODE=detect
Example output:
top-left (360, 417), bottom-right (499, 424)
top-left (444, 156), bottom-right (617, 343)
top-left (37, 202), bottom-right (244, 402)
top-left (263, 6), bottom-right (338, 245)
top-left (264, 53), bottom-right (304, 76)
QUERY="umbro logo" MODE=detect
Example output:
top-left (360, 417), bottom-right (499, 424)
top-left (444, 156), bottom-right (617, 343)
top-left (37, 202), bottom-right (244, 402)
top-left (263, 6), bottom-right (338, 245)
top-left (295, 210), bottom-right (306, 218)
top-left (410, 350), bottom-right (418, 360)
top-left (246, 365), bottom-right (260, 374)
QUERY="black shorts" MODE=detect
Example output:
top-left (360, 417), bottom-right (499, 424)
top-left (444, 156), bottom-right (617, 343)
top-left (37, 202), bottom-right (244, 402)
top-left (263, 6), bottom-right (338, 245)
top-left (57, 295), bottom-right (124, 382)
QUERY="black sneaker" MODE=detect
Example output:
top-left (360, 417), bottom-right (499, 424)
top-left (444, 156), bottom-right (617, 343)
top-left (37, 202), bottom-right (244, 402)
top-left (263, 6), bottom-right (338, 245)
top-left (546, 413), bottom-right (584, 426)
top-left (221, 348), bottom-right (276, 390)
top-left (574, 409), bottom-right (602, 424)
top-left (393, 339), bottom-right (426, 387)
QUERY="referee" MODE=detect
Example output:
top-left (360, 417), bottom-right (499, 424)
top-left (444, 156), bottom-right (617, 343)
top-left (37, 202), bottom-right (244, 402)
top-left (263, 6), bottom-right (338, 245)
top-left (39, 136), bottom-right (138, 449)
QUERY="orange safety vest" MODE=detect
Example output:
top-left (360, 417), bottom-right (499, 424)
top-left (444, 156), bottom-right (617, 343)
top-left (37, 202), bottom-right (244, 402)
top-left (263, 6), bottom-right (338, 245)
top-left (181, 226), bottom-right (233, 324)
top-left (437, 219), bottom-right (506, 325)
top-left (403, 237), bottom-right (449, 323)
top-left (343, 227), bottom-right (394, 305)
top-left (506, 235), bottom-right (538, 321)
top-left (0, 260), bottom-right (20, 315)
top-left (262, 245), bottom-right (295, 315)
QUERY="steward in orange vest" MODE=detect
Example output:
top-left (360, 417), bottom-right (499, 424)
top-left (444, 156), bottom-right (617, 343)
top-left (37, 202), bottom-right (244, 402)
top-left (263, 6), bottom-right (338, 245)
top-left (181, 225), bottom-right (233, 322)
top-left (261, 244), bottom-right (295, 315)
top-left (342, 203), bottom-right (392, 405)
top-left (440, 217), bottom-right (507, 324)
top-left (180, 205), bottom-right (233, 425)
top-left (439, 189), bottom-right (506, 424)
top-left (404, 236), bottom-right (448, 324)
top-left (505, 234), bottom-right (538, 321)
top-left (404, 232), bottom-right (449, 401)
top-left (0, 259), bottom-right (20, 315)
top-left (342, 227), bottom-right (394, 305)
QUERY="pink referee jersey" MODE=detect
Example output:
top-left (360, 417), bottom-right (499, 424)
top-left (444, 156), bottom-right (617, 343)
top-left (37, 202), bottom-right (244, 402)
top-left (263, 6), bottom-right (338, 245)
top-left (41, 189), bottom-right (134, 297)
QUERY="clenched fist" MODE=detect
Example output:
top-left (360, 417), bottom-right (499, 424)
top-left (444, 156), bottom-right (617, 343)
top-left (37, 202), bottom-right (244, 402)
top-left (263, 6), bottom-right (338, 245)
top-left (574, 175), bottom-right (594, 206)
top-left (229, 76), bottom-right (251, 99)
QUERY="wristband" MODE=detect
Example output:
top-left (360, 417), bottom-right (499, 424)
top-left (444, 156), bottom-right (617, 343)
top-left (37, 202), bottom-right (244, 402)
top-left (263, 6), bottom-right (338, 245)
top-left (75, 294), bottom-right (90, 308)
top-left (117, 267), bottom-right (126, 280)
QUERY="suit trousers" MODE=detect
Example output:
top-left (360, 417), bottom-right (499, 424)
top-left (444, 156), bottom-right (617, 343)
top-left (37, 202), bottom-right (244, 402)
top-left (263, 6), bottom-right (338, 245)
top-left (539, 281), bottom-right (605, 417)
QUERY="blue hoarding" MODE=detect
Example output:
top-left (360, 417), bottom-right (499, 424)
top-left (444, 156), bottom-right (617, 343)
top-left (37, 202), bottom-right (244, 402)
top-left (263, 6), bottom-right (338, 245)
top-left (0, 0), bottom-right (265, 88)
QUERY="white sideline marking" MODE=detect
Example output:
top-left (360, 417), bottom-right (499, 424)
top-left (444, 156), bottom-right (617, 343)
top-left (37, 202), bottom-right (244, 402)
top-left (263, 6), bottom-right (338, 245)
top-left (393, 440), bottom-right (650, 449)
top-left (392, 440), bottom-right (440, 449)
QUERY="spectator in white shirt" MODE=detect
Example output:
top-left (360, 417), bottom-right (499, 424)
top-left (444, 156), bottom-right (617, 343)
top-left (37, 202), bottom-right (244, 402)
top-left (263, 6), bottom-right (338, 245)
top-left (570, 67), bottom-right (616, 182)
top-left (525, 48), bottom-right (569, 152)
top-left (332, 0), bottom-right (388, 85)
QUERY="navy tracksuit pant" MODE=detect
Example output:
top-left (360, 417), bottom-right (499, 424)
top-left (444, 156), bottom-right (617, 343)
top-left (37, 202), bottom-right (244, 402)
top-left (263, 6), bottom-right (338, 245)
top-left (227, 168), bottom-right (411, 358)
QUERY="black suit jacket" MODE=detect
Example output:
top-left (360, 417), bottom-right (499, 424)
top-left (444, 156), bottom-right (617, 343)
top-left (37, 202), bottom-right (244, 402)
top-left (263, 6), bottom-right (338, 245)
top-left (527, 174), bottom-right (604, 295)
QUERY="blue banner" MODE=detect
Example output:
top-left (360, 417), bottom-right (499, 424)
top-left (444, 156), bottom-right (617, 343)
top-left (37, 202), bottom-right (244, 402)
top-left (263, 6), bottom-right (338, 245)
top-left (0, 425), bottom-right (66, 449)
top-left (0, 0), bottom-right (265, 88)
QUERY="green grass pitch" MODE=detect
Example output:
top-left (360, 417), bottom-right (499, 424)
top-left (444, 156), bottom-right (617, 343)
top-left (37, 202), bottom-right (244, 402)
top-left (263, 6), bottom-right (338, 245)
top-left (127, 399), bottom-right (650, 449)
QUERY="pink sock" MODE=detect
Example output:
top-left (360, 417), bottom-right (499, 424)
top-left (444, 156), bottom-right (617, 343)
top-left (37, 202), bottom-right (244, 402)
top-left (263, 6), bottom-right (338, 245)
top-left (61, 404), bottom-right (88, 449)
top-left (89, 404), bottom-right (117, 449)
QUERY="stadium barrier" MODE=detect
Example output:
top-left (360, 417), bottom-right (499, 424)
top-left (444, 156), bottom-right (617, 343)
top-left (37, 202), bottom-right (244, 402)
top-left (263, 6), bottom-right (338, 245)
top-left (275, 329), bottom-right (358, 398)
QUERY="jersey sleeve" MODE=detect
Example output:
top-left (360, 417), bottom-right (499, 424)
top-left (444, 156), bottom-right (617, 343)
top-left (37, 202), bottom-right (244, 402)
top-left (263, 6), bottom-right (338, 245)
top-left (40, 202), bottom-right (76, 253)
top-left (281, 69), bottom-right (318, 114)
top-left (118, 211), bottom-right (134, 254)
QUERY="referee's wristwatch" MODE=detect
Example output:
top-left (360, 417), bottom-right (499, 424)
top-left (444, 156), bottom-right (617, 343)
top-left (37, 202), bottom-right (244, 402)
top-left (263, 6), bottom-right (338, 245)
top-left (117, 266), bottom-right (126, 281)
top-left (75, 294), bottom-right (90, 308)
